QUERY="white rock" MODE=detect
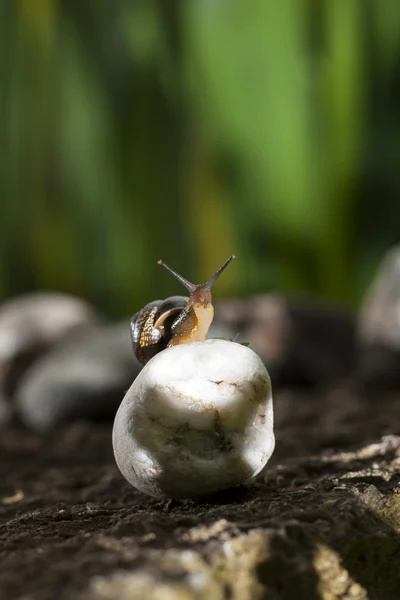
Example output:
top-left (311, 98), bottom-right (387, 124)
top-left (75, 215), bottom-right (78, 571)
top-left (112, 339), bottom-right (274, 498)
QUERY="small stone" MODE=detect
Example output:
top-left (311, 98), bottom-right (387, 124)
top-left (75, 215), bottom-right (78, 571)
top-left (358, 246), bottom-right (400, 391)
top-left (15, 322), bottom-right (141, 432)
top-left (113, 339), bottom-right (274, 498)
top-left (214, 295), bottom-right (355, 386)
top-left (0, 293), bottom-right (100, 422)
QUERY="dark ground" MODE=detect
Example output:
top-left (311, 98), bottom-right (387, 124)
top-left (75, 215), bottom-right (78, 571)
top-left (1, 382), bottom-right (400, 600)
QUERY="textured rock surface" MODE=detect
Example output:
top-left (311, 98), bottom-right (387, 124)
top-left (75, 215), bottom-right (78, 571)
top-left (215, 295), bottom-right (356, 386)
top-left (15, 322), bottom-right (141, 432)
top-left (0, 293), bottom-right (100, 422)
top-left (1, 385), bottom-right (400, 600)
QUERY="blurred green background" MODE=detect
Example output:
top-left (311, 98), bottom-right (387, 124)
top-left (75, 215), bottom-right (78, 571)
top-left (1, 0), bottom-right (400, 318)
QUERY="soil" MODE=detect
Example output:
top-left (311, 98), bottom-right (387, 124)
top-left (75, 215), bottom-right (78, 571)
top-left (1, 382), bottom-right (400, 600)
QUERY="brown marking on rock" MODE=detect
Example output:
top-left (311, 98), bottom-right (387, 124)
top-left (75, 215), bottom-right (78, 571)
top-left (156, 384), bottom-right (214, 412)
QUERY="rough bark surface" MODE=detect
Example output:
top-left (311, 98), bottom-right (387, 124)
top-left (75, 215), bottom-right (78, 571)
top-left (1, 385), bottom-right (400, 600)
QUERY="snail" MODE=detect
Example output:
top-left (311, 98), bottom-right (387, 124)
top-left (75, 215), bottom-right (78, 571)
top-left (113, 256), bottom-right (275, 499)
top-left (130, 255), bottom-right (236, 365)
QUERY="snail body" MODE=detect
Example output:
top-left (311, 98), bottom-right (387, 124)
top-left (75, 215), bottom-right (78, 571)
top-left (113, 255), bottom-right (275, 499)
top-left (130, 256), bottom-right (235, 365)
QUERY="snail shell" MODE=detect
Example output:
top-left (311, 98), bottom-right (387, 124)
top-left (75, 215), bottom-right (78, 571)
top-left (130, 296), bottom-right (187, 366)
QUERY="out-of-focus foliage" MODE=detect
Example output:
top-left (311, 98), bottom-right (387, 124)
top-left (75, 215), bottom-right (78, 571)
top-left (1, 0), bottom-right (400, 317)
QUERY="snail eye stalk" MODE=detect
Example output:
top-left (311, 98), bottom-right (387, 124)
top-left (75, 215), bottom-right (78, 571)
top-left (158, 255), bottom-right (236, 294)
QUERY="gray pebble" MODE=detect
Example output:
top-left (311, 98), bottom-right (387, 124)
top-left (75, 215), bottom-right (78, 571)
top-left (15, 321), bottom-right (141, 432)
top-left (358, 246), bottom-right (400, 390)
top-left (0, 293), bottom-right (100, 422)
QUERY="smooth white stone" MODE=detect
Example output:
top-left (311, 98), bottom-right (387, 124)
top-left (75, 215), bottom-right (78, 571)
top-left (113, 339), bottom-right (274, 498)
